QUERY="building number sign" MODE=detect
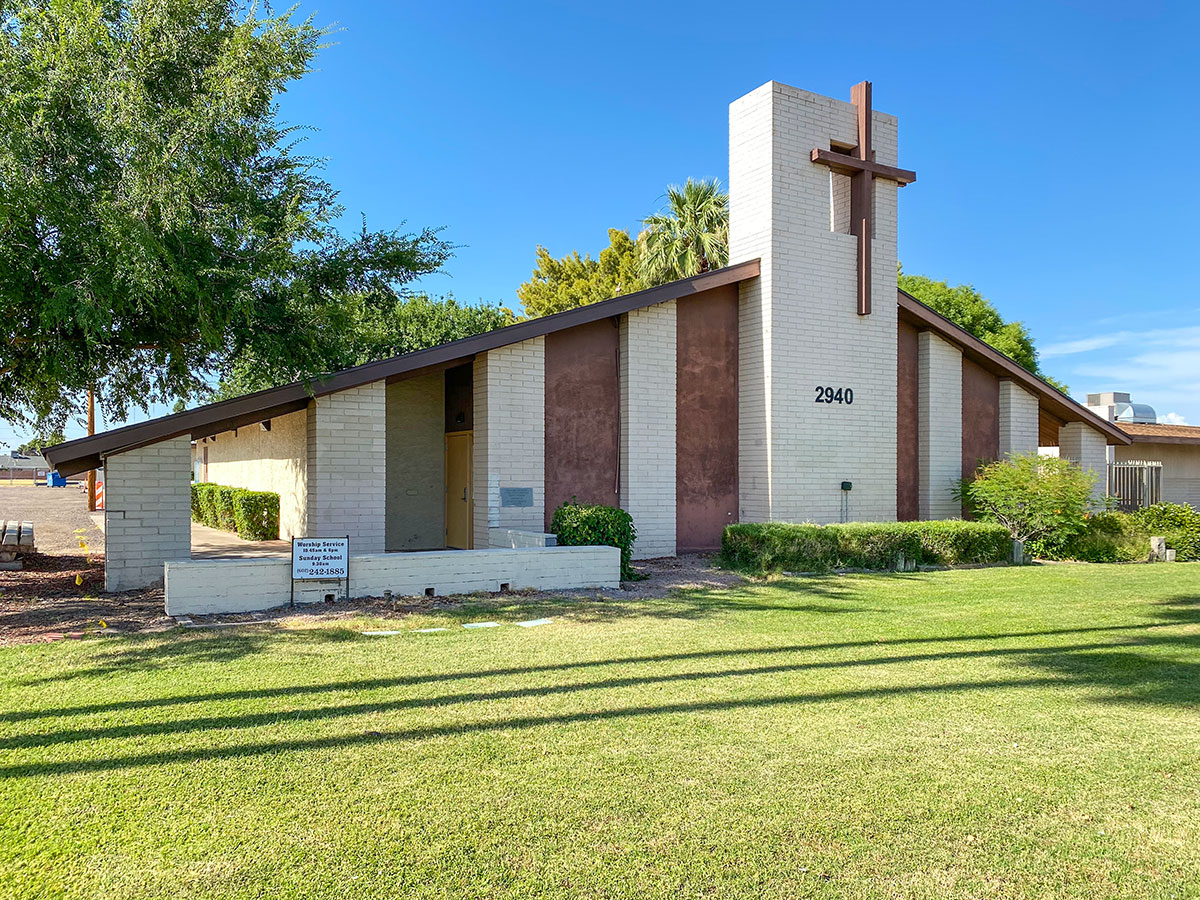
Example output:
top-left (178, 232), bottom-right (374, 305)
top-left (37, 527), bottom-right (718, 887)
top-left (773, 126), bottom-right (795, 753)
top-left (814, 386), bottom-right (854, 405)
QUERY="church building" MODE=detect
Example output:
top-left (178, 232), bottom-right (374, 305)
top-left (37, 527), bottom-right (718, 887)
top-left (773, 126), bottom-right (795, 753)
top-left (45, 80), bottom-right (1129, 593)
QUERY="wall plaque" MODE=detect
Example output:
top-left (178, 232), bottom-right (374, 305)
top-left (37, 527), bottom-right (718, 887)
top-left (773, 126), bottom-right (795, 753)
top-left (499, 487), bottom-right (534, 508)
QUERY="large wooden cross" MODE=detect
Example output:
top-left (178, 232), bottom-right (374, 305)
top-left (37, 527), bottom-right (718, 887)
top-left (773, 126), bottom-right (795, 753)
top-left (811, 81), bottom-right (916, 316)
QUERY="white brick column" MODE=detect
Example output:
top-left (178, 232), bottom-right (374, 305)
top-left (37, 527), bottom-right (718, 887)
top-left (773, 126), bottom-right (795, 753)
top-left (918, 330), bottom-right (963, 519)
top-left (473, 339), bottom-right (545, 547)
top-left (729, 81), bottom-right (898, 524)
top-left (1059, 422), bottom-right (1108, 501)
top-left (998, 380), bottom-right (1040, 457)
top-left (620, 302), bottom-right (676, 559)
top-left (306, 382), bottom-right (386, 551)
top-left (104, 436), bottom-right (192, 591)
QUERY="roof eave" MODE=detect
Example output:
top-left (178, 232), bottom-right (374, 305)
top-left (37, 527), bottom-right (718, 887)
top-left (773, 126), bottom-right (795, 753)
top-left (43, 260), bottom-right (761, 476)
top-left (896, 289), bottom-right (1132, 446)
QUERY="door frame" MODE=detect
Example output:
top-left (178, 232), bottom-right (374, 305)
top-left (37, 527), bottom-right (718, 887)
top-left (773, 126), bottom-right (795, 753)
top-left (444, 430), bottom-right (474, 549)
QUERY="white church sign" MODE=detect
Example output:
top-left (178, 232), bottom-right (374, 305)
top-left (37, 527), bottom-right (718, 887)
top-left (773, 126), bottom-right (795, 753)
top-left (292, 538), bottom-right (349, 580)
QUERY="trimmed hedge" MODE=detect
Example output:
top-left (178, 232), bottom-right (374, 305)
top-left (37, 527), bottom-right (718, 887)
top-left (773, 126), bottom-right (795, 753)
top-left (191, 482), bottom-right (281, 541)
top-left (550, 501), bottom-right (638, 580)
top-left (721, 520), bottom-right (1012, 575)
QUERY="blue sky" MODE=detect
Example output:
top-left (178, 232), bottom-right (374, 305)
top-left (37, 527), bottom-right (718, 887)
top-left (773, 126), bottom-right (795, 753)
top-left (6, 0), bottom-right (1198, 450)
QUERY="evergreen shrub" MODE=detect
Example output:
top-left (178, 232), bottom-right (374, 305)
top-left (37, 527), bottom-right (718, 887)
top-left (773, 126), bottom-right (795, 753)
top-left (721, 520), bottom-right (1011, 575)
top-left (551, 501), bottom-right (638, 580)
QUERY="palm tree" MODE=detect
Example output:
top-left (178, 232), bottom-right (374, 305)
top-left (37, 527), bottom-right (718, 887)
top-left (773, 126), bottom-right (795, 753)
top-left (638, 178), bottom-right (729, 285)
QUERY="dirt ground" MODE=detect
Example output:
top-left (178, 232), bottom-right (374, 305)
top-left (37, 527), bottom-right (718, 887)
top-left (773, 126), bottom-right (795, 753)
top-left (0, 552), bottom-right (744, 647)
top-left (0, 481), bottom-right (750, 647)
top-left (0, 483), bottom-right (103, 553)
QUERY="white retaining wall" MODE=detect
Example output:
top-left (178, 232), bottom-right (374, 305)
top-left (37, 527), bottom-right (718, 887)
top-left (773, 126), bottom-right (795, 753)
top-left (164, 546), bottom-right (619, 616)
top-left (104, 436), bottom-right (192, 592)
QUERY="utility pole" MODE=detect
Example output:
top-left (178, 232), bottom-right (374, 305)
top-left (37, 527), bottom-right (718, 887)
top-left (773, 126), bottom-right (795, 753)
top-left (86, 389), bottom-right (96, 511)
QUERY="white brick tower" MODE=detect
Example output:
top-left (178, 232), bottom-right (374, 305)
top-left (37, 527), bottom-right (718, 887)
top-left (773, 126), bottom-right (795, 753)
top-left (729, 81), bottom-right (907, 523)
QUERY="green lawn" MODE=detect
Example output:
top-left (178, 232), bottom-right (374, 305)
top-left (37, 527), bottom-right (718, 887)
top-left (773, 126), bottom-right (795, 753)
top-left (2, 565), bottom-right (1199, 900)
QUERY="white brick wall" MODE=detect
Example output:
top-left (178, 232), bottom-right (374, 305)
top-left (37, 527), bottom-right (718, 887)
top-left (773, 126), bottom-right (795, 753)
top-left (473, 338), bottom-right (545, 546)
top-left (104, 436), bottom-right (192, 591)
top-left (620, 301), bottom-right (677, 558)
top-left (999, 380), bottom-right (1039, 457)
top-left (1059, 422), bottom-right (1108, 501)
top-left (918, 330), bottom-right (963, 519)
top-left (306, 382), bottom-right (386, 551)
top-left (165, 545), bottom-right (619, 616)
top-left (729, 81), bottom-right (899, 524)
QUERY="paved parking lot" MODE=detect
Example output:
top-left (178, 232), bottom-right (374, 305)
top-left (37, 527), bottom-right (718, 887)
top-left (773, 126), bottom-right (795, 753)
top-left (0, 484), bottom-right (103, 554)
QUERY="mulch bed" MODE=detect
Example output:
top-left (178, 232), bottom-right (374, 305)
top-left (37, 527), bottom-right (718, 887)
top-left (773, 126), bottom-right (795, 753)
top-left (0, 553), bottom-right (745, 647)
top-left (0, 552), bottom-right (168, 646)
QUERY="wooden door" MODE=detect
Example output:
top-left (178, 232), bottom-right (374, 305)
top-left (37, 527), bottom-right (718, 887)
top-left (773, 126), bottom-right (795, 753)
top-left (445, 431), bottom-right (473, 549)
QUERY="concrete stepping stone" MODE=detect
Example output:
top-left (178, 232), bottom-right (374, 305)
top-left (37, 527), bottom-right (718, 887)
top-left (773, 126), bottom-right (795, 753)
top-left (515, 618), bottom-right (553, 628)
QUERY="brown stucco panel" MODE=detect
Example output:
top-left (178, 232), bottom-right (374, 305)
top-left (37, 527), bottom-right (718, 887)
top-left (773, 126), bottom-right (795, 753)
top-left (544, 319), bottom-right (620, 528)
top-left (676, 285), bottom-right (739, 552)
top-left (962, 358), bottom-right (1000, 479)
top-left (896, 319), bottom-right (920, 521)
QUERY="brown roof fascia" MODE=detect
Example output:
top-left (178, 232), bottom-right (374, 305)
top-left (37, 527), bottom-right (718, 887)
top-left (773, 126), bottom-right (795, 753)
top-left (1128, 435), bottom-right (1200, 445)
top-left (44, 260), bottom-right (761, 476)
top-left (896, 289), bottom-right (1131, 446)
top-left (1123, 431), bottom-right (1200, 445)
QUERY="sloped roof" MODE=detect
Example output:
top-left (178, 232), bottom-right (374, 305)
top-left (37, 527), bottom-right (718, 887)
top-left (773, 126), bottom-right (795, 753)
top-left (897, 290), bottom-right (1131, 446)
top-left (43, 261), bottom-right (760, 476)
top-left (1116, 422), bottom-right (1200, 445)
top-left (44, 262), bottom-right (1133, 477)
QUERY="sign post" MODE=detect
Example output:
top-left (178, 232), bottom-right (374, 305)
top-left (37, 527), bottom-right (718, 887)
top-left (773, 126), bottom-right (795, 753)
top-left (290, 536), bottom-right (350, 607)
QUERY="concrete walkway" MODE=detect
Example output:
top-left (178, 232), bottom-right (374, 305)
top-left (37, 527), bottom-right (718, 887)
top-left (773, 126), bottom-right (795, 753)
top-left (190, 522), bottom-right (290, 559)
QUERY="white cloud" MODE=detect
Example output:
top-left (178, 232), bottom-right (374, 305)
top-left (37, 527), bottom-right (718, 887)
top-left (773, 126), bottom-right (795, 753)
top-left (1042, 324), bottom-right (1200, 358)
top-left (1044, 313), bottom-right (1200, 428)
top-left (1160, 412), bottom-right (1189, 425)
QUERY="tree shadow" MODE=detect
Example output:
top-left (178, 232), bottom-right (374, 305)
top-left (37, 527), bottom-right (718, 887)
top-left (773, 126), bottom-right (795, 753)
top-left (3, 595), bottom-right (1198, 778)
top-left (12, 577), bottom-right (890, 685)
top-left (1015, 594), bottom-right (1200, 707)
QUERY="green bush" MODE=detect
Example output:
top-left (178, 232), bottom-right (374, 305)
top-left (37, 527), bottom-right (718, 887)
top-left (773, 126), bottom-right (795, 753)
top-left (190, 482), bottom-right (209, 522)
top-left (720, 520), bottom-right (1012, 575)
top-left (551, 502), bottom-right (638, 580)
top-left (1133, 502), bottom-right (1200, 561)
top-left (1027, 511), bottom-right (1154, 562)
top-left (189, 481), bottom-right (280, 541)
top-left (213, 485), bottom-right (238, 531)
top-left (191, 482), bottom-right (221, 527)
top-left (233, 490), bottom-right (281, 541)
top-left (957, 452), bottom-right (1099, 545)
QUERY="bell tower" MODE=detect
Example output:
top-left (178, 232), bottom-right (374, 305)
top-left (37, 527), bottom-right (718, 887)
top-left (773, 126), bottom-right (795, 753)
top-left (729, 81), bottom-right (914, 523)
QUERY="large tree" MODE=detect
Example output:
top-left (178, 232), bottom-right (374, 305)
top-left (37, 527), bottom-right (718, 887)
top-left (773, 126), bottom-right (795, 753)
top-left (638, 177), bottom-right (729, 284)
top-left (517, 228), bottom-right (644, 318)
top-left (898, 271), bottom-right (1067, 391)
top-left (0, 0), bottom-right (451, 432)
top-left (212, 293), bottom-right (514, 399)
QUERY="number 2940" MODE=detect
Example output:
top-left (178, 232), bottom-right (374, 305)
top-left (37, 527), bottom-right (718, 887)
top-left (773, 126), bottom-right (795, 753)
top-left (814, 386), bottom-right (853, 405)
